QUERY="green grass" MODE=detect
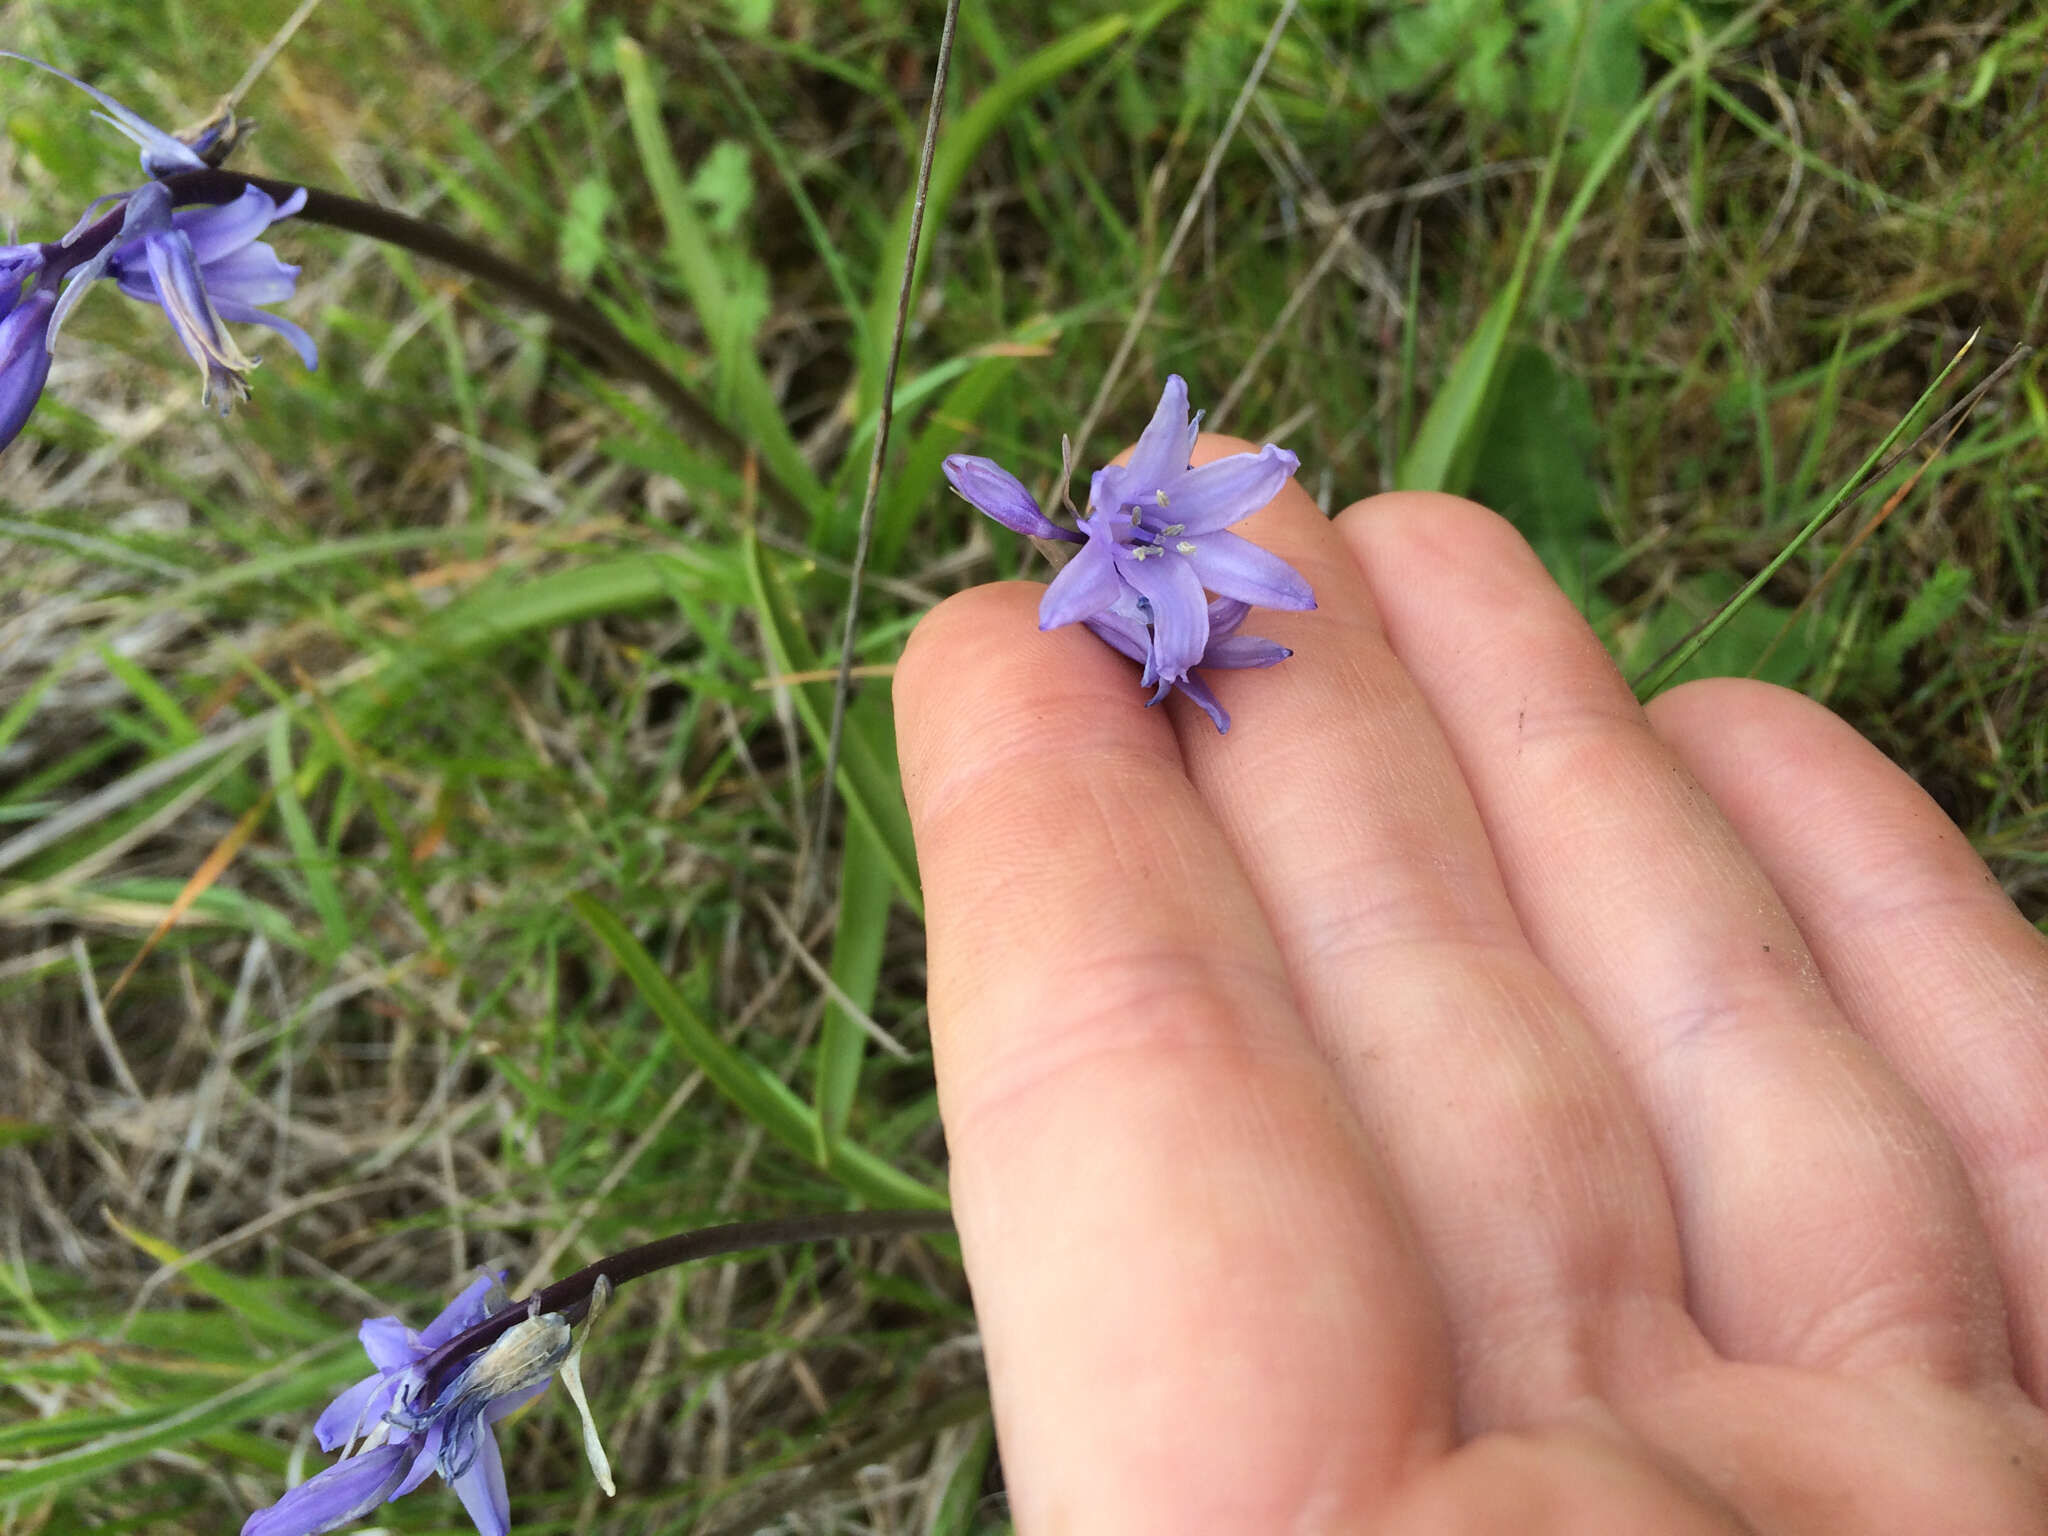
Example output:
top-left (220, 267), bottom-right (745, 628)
top-left (2, 0), bottom-right (2045, 1531)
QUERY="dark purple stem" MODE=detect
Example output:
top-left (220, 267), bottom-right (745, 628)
top-left (48, 169), bottom-right (805, 521)
top-left (415, 1208), bottom-right (955, 1398)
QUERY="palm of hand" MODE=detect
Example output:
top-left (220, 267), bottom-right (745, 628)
top-left (895, 445), bottom-right (2048, 1533)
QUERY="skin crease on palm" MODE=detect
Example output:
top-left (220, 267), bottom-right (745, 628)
top-left (893, 435), bottom-right (2048, 1534)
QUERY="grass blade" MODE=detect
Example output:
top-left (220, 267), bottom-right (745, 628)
top-left (743, 537), bottom-right (921, 915)
top-left (815, 817), bottom-right (894, 1162)
top-left (102, 1213), bottom-right (331, 1346)
top-left (876, 349), bottom-right (1023, 569)
top-left (614, 36), bottom-right (826, 523)
top-left (857, 14), bottom-right (1131, 417)
top-left (265, 717), bottom-right (349, 957)
top-left (571, 893), bottom-right (942, 1209)
top-left (1400, 0), bottom-right (1773, 493)
top-left (1633, 338), bottom-right (1978, 698)
top-left (0, 1343), bottom-right (357, 1502)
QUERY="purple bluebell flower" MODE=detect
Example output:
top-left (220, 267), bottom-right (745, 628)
top-left (101, 180), bottom-right (316, 408)
top-left (942, 376), bottom-right (1314, 732)
top-left (0, 55), bottom-right (314, 454)
top-left (242, 1273), bottom-right (615, 1536)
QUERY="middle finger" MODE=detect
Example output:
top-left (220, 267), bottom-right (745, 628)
top-left (1343, 491), bottom-right (2006, 1390)
top-left (1171, 438), bottom-right (1697, 1430)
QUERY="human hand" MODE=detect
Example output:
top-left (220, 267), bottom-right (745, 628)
top-left (894, 439), bottom-right (2048, 1533)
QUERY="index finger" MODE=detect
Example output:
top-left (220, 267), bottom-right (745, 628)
top-left (896, 582), bottom-right (1450, 1532)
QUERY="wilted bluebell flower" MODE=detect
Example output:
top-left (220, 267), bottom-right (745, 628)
top-left (943, 375), bottom-right (1313, 731)
top-left (242, 1273), bottom-right (614, 1536)
top-left (0, 54), bottom-right (314, 453)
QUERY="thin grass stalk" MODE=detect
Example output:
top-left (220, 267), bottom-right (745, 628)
top-left (804, 0), bottom-right (961, 906)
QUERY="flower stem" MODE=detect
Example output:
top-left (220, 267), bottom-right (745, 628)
top-left (147, 168), bottom-right (810, 524)
top-left (415, 1207), bottom-right (955, 1396)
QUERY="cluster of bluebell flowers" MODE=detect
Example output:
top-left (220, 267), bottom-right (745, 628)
top-left (942, 376), bottom-right (1314, 732)
top-left (243, 1271), bottom-right (614, 1536)
top-left (0, 54), bottom-right (315, 454)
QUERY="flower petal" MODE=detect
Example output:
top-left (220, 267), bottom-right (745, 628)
top-left (200, 243), bottom-right (302, 305)
top-left (1181, 530), bottom-right (1315, 611)
top-left (357, 1317), bottom-right (417, 1372)
top-left (1175, 673), bottom-right (1231, 733)
top-left (419, 1272), bottom-right (504, 1348)
top-left (49, 183), bottom-right (174, 347)
top-left (1205, 597), bottom-right (1252, 637)
top-left (1082, 610), bottom-right (1148, 665)
top-left (0, 246), bottom-right (44, 321)
top-left (0, 289), bottom-right (56, 453)
top-left (1202, 632), bottom-right (1293, 670)
top-left (481, 1379), bottom-right (551, 1424)
top-left (942, 454), bottom-right (1075, 540)
top-left (314, 1371), bottom-right (392, 1451)
top-left (239, 1442), bottom-right (411, 1536)
top-left (143, 228), bottom-right (254, 395)
top-left (1086, 464), bottom-right (1129, 517)
top-left (0, 53), bottom-right (208, 177)
top-left (1151, 444), bottom-right (1299, 534)
top-left (176, 188), bottom-right (292, 265)
top-left (1121, 374), bottom-right (1192, 492)
top-left (393, 1427), bottom-right (443, 1497)
top-left (1037, 531), bottom-right (1123, 630)
top-left (213, 298), bottom-right (320, 370)
top-left (1120, 549), bottom-right (1209, 684)
top-left (448, 1423), bottom-right (513, 1536)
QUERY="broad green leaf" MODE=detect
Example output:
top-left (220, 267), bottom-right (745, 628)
top-left (1616, 570), bottom-right (1814, 691)
top-left (687, 141), bottom-right (757, 236)
top-left (415, 552), bottom-right (737, 658)
top-left (721, 0), bottom-right (775, 32)
top-left (1396, 288), bottom-right (1517, 494)
top-left (1469, 343), bottom-right (1608, 599)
